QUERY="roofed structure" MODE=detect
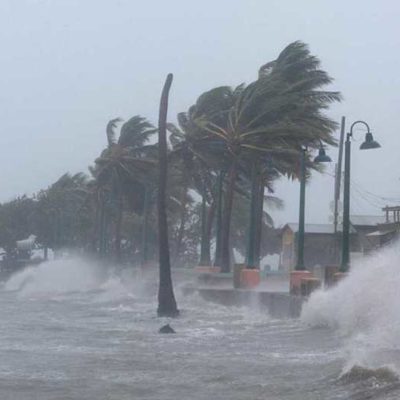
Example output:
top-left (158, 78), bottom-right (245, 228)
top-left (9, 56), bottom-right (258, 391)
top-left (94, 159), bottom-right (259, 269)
top-left (283, 223), bottom-right (355, 234)
top-left (350, 215), bottom-right (386, 226)
top-left (279, 215), bottom-right (385, 272)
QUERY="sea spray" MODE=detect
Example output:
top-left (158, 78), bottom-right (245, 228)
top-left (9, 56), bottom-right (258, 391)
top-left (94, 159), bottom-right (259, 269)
top-left (2, 257), bottom-right (164, 306)
top-left (301, 241), bottom-right (400, 376)
top-left (4, 258), bottom-right (109, 296)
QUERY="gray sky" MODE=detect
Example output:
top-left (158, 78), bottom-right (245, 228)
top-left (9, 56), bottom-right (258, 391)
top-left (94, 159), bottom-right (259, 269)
top-left (1, 0), bottom-right (400, 226)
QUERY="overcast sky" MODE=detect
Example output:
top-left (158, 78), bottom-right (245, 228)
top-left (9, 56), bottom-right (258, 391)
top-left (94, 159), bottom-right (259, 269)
top-left (1, 0), bottom-right (400, 226)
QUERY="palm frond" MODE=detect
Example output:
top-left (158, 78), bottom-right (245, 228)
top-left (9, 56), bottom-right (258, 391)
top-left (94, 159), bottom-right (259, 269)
top-left (118, 115), bottom-right (155, 148)
top-left (106, 118), bottom-right (122, 147)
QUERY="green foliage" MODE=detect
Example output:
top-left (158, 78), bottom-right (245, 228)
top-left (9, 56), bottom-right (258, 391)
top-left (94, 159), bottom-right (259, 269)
top-left (0, 174), bottom-right (91, 255)
top-left (0, 196), bottom-right (36, 253)
top-left (0, 41), bottom-right (340, 268)
top-left (192, 42), bottom-right (341, 174)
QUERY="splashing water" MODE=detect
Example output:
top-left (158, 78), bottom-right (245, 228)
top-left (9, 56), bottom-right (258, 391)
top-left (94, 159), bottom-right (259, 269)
top-left (1, 255), bottom-right (400, 398)
top-left (4, 258), bottom-right (111, 296)
top-left (302, 241), bottom-right (400, 377)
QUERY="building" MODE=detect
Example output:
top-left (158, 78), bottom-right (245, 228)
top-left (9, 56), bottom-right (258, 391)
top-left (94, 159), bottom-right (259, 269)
top-left (365, 206), bottom-right (400, 247)
top-left (279, 215), bottom-right (392, 271)
top-left (349, 215), bottom-right (387, 253)
top-left (280, 223), bottom-right (342, 271)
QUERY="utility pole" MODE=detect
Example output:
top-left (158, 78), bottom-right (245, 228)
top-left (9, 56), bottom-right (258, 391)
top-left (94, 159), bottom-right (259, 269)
top-left (334, 116), bottom-right (345, 235)
top-left (333, 116), bottom-right (345, 263)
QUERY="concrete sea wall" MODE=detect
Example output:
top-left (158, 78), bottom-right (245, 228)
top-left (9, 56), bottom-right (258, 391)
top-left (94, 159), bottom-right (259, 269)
top-left (182, 286), bottom-right (305, 318)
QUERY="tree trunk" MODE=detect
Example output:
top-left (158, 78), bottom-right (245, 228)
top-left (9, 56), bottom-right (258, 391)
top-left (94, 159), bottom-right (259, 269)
top-left (199, 187), bottom-right (211, 266)
top-left (205, 196), bottom-right (216, 264)
top-left (53, 212), bottom-right (61, 259)
top-left (99, 201), bottom-right (106, 258)
top-left (254, 181), bottom-right (265, 268)
top-left (245, 161), bottom-right (259, 269)
top-left (100, 198), bottom-right (110, 259)
top-left (213, 171), bottom-right (224, 267)
top-left (90, 200), bottom-right (100, 253)
top-left (173, 183), bottom-right (189, 264)
top-left (220, 162), bottom-right (237, 273)
top-left (114, 194), bottom-right (123, 264)
top-left (157, 73), bottom-right (179, 317)
top-left (141, 186), bottom-right (151, 266)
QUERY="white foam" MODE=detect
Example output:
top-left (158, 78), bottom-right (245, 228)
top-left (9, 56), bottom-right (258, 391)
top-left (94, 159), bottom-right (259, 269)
top-left (4, 258), bottom-right (106, 296)
top-left (302, 241), bottom-right (400, 372)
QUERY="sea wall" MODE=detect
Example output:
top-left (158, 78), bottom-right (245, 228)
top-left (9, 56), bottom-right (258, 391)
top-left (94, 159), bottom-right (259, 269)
top-left (181, 286), bottom-right (305, 318)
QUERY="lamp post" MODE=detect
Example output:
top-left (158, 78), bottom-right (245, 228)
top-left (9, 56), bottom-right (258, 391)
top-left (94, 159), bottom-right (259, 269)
top-left (295, 145), bottom-right (332, 270)
top-left (340, 120), bottom-right (381, 272)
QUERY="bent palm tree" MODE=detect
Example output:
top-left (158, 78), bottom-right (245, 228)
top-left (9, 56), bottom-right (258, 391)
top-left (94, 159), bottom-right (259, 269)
top-left (167, 115), bottom-right (217, 266)
top-left (94, 116), bottom-right (157, 263)
top-left (195, 41), bottom-right (341, 271)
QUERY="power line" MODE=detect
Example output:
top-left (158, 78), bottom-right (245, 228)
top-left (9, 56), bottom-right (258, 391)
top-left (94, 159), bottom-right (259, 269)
top-left (351, 185), bottom-right (389, 209)
top-left (350, 178), bottom-right (400, 204)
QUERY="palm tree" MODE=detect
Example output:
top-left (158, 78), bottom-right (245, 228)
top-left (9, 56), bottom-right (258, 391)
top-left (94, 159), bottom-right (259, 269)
top-left (157, 73), bottom-right (179, 317)
top-left (253, 163), bottom-right (281, 267)
top-left (34, 173), bottom-right (91, 256)
top-left (194, 41), bottom-right (341, 271)
top-left (94, 116), bottom-right (157, 263)
top-left (0, 196), bottom-right (36, 256)
top-left (167, 111), bottom-right (217, 266)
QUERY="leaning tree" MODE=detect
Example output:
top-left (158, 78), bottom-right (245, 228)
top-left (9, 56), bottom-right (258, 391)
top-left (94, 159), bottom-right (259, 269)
top-left (93, 116), bottom-right (157, 263)
top-left (157, 74), bottom-right (179, 317)
top-left (193, 41), bottom-right (341, 272)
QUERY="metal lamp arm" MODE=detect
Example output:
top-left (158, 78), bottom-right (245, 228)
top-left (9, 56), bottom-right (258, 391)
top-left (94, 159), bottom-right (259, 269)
top-left (349, 120), bottom-right (371, 138)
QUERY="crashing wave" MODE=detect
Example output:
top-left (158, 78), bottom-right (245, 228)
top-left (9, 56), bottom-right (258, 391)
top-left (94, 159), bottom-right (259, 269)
top-left (339, 365), bottom-right (399, 384)
top-left (302, 241), bottom-right (400, 375)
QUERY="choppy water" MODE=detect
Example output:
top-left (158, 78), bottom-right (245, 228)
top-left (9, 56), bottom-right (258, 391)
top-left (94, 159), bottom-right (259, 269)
top-left (0, 248), bottom-right (399, 400)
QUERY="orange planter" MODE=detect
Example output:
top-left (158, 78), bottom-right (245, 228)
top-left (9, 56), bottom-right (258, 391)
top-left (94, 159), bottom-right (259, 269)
top-left (290, 270), bottom-right (312, 295)
top-left (240, 269), bottom-right (260, 289)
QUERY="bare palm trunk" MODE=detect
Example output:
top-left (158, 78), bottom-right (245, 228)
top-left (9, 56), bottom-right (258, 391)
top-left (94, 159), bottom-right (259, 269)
top-left (220, 162), bottom-right (237, 273)
top-left (157, 73), bottom-right (179, 317)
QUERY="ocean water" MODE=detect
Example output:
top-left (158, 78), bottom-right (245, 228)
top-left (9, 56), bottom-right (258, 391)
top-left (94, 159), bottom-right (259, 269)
top-left (0, 249), bottom-right (399, 400)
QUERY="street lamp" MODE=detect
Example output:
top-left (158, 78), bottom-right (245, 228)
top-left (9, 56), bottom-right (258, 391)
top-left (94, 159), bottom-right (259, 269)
top-left (340, 120), bottom-right (381, 272)
top-left (295, 144), bottom-right (332, 270)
